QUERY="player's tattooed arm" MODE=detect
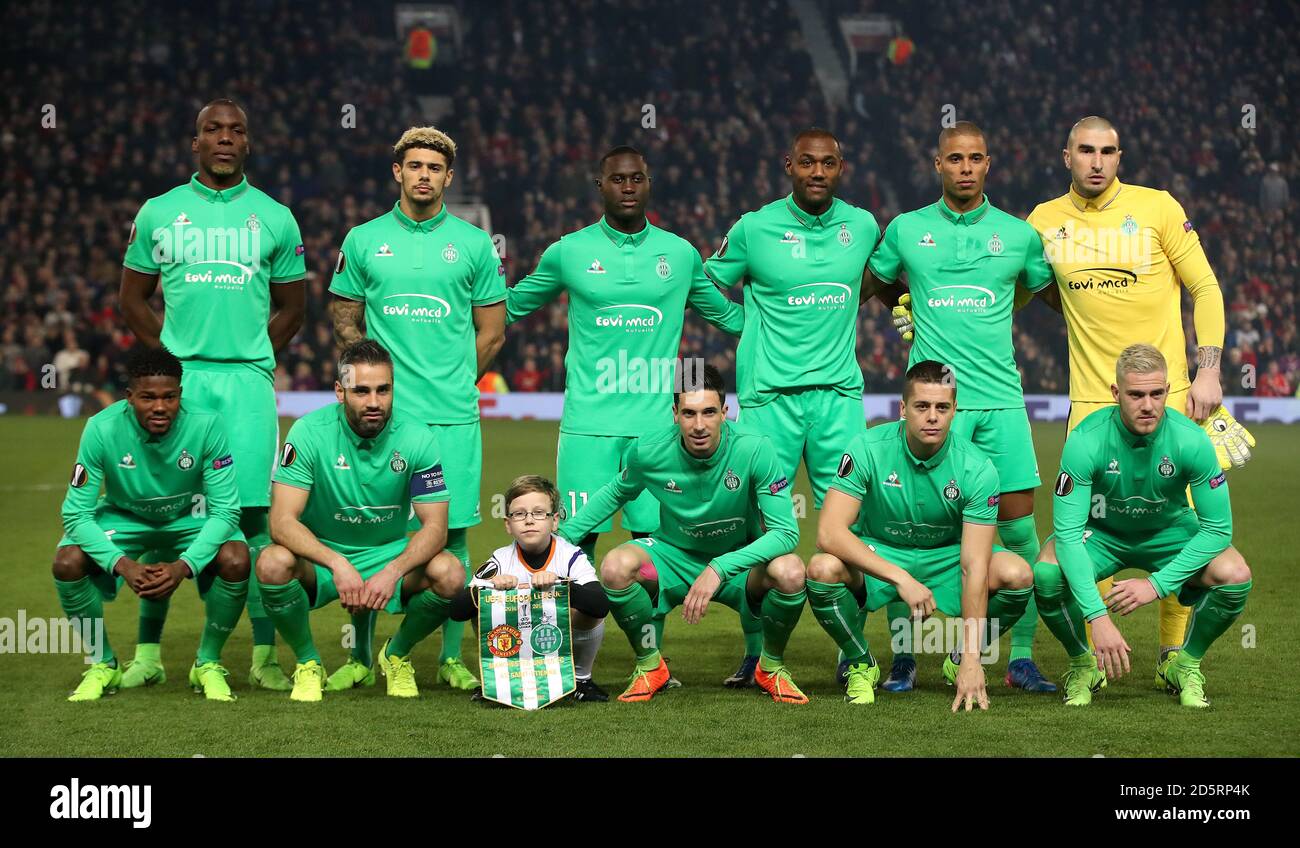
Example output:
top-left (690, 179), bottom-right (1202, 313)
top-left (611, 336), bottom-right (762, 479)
top-left (268, 280), bottom-right (306, 352)
top-left (330, 295), bottom-right (366, 348)
top-left (119, 267), bottom-right (164, 348)
top-left (1189, 345), bottom-right (1224, 421)
top-left (1196, 345), bottom-right (1223, 371)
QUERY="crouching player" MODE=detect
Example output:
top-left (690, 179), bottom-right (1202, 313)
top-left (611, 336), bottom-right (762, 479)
top-left (256, 340), bottom-right (464, 701)
top-left (448, 475), bottom-right (611, 702)
top-left (1034, 344), bottom-right (1252, 707)
top-left (556, 365), bottom-right (807, 704)
top-left (808, 360), bottom-right (1035, 711)
top-left (54, 346), bottom-right (249, 702)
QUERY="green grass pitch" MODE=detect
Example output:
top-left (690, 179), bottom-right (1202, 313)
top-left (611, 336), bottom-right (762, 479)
top-left (1, 415), bottom-right (1296, 757)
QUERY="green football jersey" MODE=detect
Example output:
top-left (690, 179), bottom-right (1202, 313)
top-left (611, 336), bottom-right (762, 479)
top-left (507, 217), bottom-right (744, 436)
top-left (704, 195), bottom-right (879, 406)
top-left (61, 400), bottom-right (241, 573)
top-left (557, 421), bottom-right (798, 580)
top-left (868, 196), bottom-right (1053, 409)
top-left (329, 203), bottom-right (506, 425)
top-left (123, 174), bottom-right (306, 378)
top-left (1053, 406), bottom-right (1232, 620)
top-left (274, 404), bottom-right (450, 551)
top-left (829, 419), bottom-right (1000, 548)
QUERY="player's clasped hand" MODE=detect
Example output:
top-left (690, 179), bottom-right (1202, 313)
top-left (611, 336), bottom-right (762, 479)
top-left (1089, 615), bottom-right (1132, 680)
top-left (897, 575), bottom-right (935, 620)
top-left (115, 557), bottom-right (154, 596)
top-left (138, 561), bottom-right (189, 600)
top-left (361, 567), bottom-right (400, 610)
top-left (332, 559), bottom-right (366, 614)
top-left (682, 566), bottom-right (722, 625)
top-left (1105, 577), bottom-right (1158, 617)
top-left (952, 658), bottom-right (989, 713)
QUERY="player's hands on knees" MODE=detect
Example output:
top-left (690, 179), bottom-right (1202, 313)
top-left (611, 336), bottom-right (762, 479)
top-left (952, 656), bottom-right (989, 713)
top-left (114, 557), bottom-right (153, 596)
top-left (138, 561), bottom-right (189, 600)
top-left (528, 571), bottom-right (558, 590)
top-left (361, 567), bottom-right (400, 610)
top-left (1089, 615), bottom-right (1131, 679)
top-left (897, 576), bottom-right (935, 619)
top-left (491, 574), bottom-right (519, 590)
top-left (331, 559), bottom-right (365, 613)
top-left (1104, 577), bottom-right (1158, 616)
top-left (682, 566), bottom-right (722, 625)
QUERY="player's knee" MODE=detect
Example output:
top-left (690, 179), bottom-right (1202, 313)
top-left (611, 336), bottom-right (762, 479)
top-left (806, 552), bottom-right (846, 584)
top-left (52, 546), bottom-right (90, 581)
top-left (599, 547), bottom-right (641, 588)
top-left (767, 554), bottom-right (806, 594)
top-left (1000, 554), bottom-right (1034, 591)
top-left (1031, 559), bottom-right (1063, 595)
top-left (255, 544), bottom-right (296, 585)
top-left (426, 551), bottom-right (465, 598)
top-left (1211, 554), bottom-right (1252, 587)
top-left (214, 542), bottom-right (251, 582)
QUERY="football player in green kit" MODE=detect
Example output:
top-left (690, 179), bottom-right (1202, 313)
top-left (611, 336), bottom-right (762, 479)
top-left (1034, 344), bottom-right (1252, 708)
top-left (557, 366), bottom-right (807, 704)
top-left (119, 99), bottom-right (306, 692)
top-left (329, 127), bottom-right (506, 692)
top-left (807, 360), bottom-right (1036, 710)
top-left (54, 347), bottom-right (249, 702)
top-left (867, 122), bottom-right (1057, 693)
top-left (505, 146), bottom-right (760, 687)
top-left (256, 340), bottom-right (465, 702)
top-left (703, 129), bottom-right (890, 683)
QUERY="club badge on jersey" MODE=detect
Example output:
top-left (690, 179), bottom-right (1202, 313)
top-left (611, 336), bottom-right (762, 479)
top-left (478, 583), bottom-right (575, 710)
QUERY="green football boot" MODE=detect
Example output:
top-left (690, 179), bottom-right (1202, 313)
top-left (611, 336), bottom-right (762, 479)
top-left (942, 652), bottom-right (960, 686)
top-left (68, 662), bottom-right (123, 702)
top-left (1061, 661), bottom-right (1107, 706)
top-left (289, 660), bottom-right (326, 702)
top-left (249, 644), bottom-right (293, 692)
top-left (189, 661), bottom-right (236, 702)
top-left (379, 640), bottom-right (419, 698)
top-left (326, 659), bottom-right (376, 691)
top-left (1159, 658), bottom-right (1210, 709)
top-left (120, 653), bottom-right (166, 688)
top-left (1154, 649), bottom-right (1179, 690)
top-left (843, 661), bottom-right (881, 705)
top-left (437, 657), bottom-right (479, 691)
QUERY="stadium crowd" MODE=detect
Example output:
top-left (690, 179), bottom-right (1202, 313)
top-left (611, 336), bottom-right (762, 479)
top-left (2, 0), bottom-right (1295, 398)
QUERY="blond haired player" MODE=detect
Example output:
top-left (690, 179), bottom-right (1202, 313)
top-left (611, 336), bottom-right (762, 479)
top-left (1025, 116), bottom-right (1254, 668)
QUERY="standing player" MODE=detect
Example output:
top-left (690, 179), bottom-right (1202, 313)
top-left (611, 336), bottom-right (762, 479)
top-left (557, 366), bottom-right (808, 704)
top-left (329, 127), bottom-right (505, 692)
top-left (119, 98), bottom-right (305, 692)
top-left (808, 361), bottom-right (1036, 709)
top-left (866, 122), bottom-right (1056, 693)
top-left (703, 129), bottom-right (883, 681)
top-left (54, 347), bottom-right (249, 702)
top-left (1025, 116), bottom-right (1253, 666)
top-left (1034, 345), bottom-right (1252, 707)
top-left (256, 340), bottom-right (464, 701)
top-left (505, 146), bottom-right (757, 685)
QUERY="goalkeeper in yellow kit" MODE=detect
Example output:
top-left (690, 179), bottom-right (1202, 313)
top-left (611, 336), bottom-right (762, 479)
top-left (1023, 116), bottom-right (1254, 666)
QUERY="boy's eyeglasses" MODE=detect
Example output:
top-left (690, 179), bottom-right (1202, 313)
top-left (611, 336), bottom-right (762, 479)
top-left (507, 509), bottom-right (555, 523)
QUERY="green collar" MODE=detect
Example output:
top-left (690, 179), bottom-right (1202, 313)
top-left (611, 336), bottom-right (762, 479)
top-left (189, 172), bottom-right (250, 203)
top-left (390, 201), bottom-right (449, 233)
top-left (599, 216), bottom-right (650, 247)
top-left (899, 420), bottom-right (951, 469)
top-left (785, 194), bottom-right (838, 229)
top-left (937, 194), bottom-right (991, 225)
top-left (679, 422), bottom-right (729, 469)
top-left (1112, 405), bottom-right (1161, 448)
top-left (336, 403), bottom-right (391, 450)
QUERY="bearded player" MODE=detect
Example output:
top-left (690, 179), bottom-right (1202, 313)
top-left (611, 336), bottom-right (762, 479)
top-left (557, 366), bottom-right (807, 704)
top-left (1034, 345), bottom-right (1252, 707)
top-left (329, 127), bottom-right (506, 692)
top-left (1024, 116), bottom-right (1254, 671)
top-left (119, 98), bottom-right (305, 692)
top-left (867, 122), bottom-right (1057, 694)
top-left (505, 146), bottom-right (757, 686)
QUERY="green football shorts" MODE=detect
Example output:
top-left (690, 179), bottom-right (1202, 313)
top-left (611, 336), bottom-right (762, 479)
top-left (407, 421), bottom-right (482, 531)
top-left (59, 504), bottom-right (247, 601)
top-left (1044, 514), bottom-right (1208, 606)
top-left (557, 432), bottom-right (659, 534)
top-left (180, 362), bottom-right (278, 508)
top-left (736, 387), bottom-right (865, 509)
top-left (860, 537), bottom-right (1009, 616)
top-left (306, 538), bottom-right (411, 615)
top-left (950, 407), bottom-right (1041, 492)
top-left (627, 536), bottom-right (759, 618)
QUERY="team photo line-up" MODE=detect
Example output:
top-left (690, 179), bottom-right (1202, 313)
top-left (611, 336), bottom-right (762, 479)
top-left (51, 98), bottom-right (1257, 710)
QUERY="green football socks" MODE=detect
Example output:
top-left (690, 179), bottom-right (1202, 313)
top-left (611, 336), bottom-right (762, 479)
top-left (260, 579), bottom-right (320, 664)
top-left (998, 515), bottom-right (1043, 661)
top-left (807, 579), bottom-right (871, 665)
top-left (55, 576), bottom-right (113, 666)
top-left (1182, 580), bottom-right (1252, 660)
top-left (387, 590), bottom-right (452, 658)
top-left (605, 582), bottom-right (659, 663)
top-left (197, 577), bottom-right (248, 664)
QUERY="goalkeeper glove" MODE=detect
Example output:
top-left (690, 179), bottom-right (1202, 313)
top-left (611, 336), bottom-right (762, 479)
top-left (1201, 405), bottom-right (1256, 470)
top-left (892, 293), bottom-right (913, 342)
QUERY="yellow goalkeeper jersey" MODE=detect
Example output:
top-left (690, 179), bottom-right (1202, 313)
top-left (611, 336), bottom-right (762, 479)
top-left (1027, 179), bottom-right (1224, 402)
